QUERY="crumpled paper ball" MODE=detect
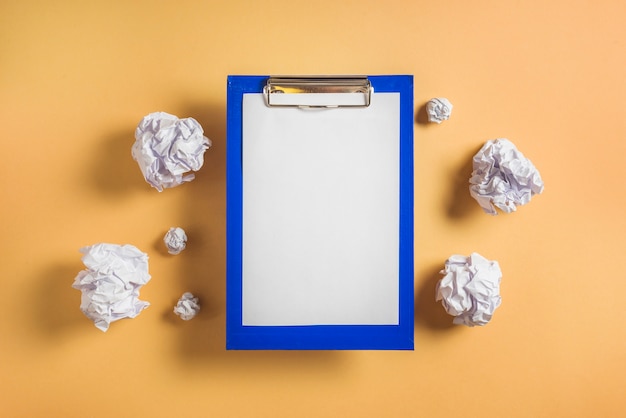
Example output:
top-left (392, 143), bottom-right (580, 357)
top-left (132, 112), bottom-right (211, 192)
top-left (426, 97), bottom-right (453, 123)
top-left (173, 292), bottom-right (200, 320)
top-left (163, 227), bottom-right (187, 255)
top-left (72, 243), bottom-right (151, 332)
top-left (436, 253), bottom-right (502, 327)
top-left (469, 138), bottom-right (544, 215)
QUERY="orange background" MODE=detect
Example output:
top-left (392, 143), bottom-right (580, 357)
top-left (1, 1), bottom-right (625, 417)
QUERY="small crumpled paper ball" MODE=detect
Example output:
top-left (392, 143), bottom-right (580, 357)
top-left (426, 97), bottom-right (453, 123)
top-left (436, 253), bottom-right (502, 327)
top-left (132, 112), bottom-right (211, 191)
top-left (469, 138), bottom-right (544, 215)
top-left (173, 292), bottom-right (200, 320)
top-left (72, 243), bottom-right (151, 332)
top-left (163, 227), bottom-right (187, 255)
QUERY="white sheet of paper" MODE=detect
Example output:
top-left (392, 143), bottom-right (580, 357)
top-left (242, 92), bottom-right (400, 326)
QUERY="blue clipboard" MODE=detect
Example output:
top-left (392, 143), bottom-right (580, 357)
top-left (226, 75), bottom-right (414, 350)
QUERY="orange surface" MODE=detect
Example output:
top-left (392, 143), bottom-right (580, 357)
top-left (1, 1), bottom-right (625, 417)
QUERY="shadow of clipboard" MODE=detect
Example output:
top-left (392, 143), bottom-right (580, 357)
top-left (226, 76), bottom-right (414, 350)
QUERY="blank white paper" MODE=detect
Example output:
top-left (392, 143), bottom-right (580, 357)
top-left (242, 92), bottom-right (400, 326)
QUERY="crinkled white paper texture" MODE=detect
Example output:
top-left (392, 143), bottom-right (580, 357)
top-left (164, 227), bottom-right (187, 255)
top-left (469, 138), bottom-right (544, 215)
top-left (436, 253), bottom-right (502, 327)
top-left (132, 112), bottom-right (211, 191)
top-left (173, 292), bottom-right (200, 320)
top-left (426, 97), bottom-right (453, 123)
top-left (72, 243), bottom-right (151, 332)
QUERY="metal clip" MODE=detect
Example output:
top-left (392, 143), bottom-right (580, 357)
top-left (265, 76), bottom-right (372, 108)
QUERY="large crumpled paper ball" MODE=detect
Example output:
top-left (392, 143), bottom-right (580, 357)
top-left (469, 138), bottom-right (544, 215)
top-left (132, 112), bottom-right (211, 191)
top-left (436, 253), bottom-right (502, 327)
top-left (72, 243), bottom-right (151, 332)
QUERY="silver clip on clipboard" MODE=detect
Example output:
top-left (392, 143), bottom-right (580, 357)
top-left (264, 76), bottom-right (372, 108)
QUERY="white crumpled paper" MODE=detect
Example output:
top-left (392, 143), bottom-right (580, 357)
top-left (173, 292), bottom-right (200, 320)
top-left (426, 97), bottom-right (453, 123)
top-left (72, 243), bottom-right (151, 332)
top-left (132, 112), bottom-right (211, 191)
top-left (164, 227), bottom-right (187, 255)
top-left (469, 138), bottom-right (544, 215)
top-left (436, 253), bottom-right (502, 327)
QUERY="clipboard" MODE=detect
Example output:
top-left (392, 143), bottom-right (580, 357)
top-left (226, 75), bottom-right (414, 350)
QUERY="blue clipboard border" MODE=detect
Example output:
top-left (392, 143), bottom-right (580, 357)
top-left (226, 75), bottom-right (414, 350)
